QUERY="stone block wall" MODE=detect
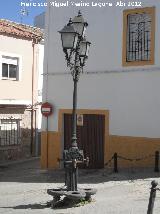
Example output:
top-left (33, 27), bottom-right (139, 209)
top-left (0, 107), bottom-right (33, 163)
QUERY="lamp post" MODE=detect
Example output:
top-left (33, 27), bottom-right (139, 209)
top-left (47, 11), bottom-right (96, 206)
top-left (59, 11), bottom-right (91, 191)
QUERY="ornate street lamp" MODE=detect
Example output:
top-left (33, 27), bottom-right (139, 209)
top-left (72, 10), bottom-right (88, 37)
top-left (47, 11), bottom-right (96, 207)
top-left (59, 19), bottom-right (79, 50)
top-left (79, 37), bottom-right (91, 66)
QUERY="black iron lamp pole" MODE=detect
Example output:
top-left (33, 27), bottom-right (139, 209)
top-left (71, 40), bottom-right (83, 148)
top-left (71, 72), bottom-right (78, 148)
top-left (59, 11), bottom-right (91, 191)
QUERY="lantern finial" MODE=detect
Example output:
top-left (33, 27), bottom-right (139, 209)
top-left (67, 18), bottom-right (72, 26)
top-left (78, 10), bottom-right (82, 16)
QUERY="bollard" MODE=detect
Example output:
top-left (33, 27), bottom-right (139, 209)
top-left (154, 151), bottom-right (159, 172)
top-left (147, 180), bottom-right (158, 214)
top-left (113, 153), bottom-right (118, 173)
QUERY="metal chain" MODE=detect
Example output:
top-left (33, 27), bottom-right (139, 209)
top-left (104, 153), bottom-right (154, 166)
top-left (104, 156), bottom-right (114, 166)
top-left (117, 154), bottom-right (154, 162)
top-left (60, 153), bottom-right (155, 165)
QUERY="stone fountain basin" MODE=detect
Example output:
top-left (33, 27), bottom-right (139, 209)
top-left (47, 188), bottom-right (66, 197)
top-left (65, 190), bottom-right (86, 200)
top-left (83, 188), bottom-right (97, 196)
top-left (47, 188), bottom-right (97, 201)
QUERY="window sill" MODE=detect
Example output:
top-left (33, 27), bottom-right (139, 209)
top-left (1, 78), bottom-right (18, 81)
top-left (122, 60), bottom-right (155, 67)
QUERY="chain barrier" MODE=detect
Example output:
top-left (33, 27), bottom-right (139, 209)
top-left (60, 151), bottom-right (158, 173)
top-left (104, 151), bottom-right (159, 174)
top-left (105, 153), bottom-right (154, 165)
top-left (104, 156), bottom-right (114, 166)
top-left (117, 154), bottom-right (154, 162)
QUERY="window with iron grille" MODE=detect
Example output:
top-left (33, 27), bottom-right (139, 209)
top-left (127, 13), bottom-right (151, 61)
top-left (0, 118), bottom-right (21, 146)
top-left (123, 7), bottom-right (155, 66)
top-left (2, 56), bottom-right (19, 80)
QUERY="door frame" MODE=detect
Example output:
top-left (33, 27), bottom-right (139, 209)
top-left (58, 109), bottom-right (109, 167)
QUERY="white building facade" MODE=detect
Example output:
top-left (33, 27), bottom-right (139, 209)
top-left (41, 0), bottom-right (160, 169)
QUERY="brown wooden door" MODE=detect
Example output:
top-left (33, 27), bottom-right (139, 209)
top-left (64, 113), bottom-right (105, 169)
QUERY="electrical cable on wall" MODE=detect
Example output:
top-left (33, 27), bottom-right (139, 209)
top-left (42, 66), bottom-right (160, 76)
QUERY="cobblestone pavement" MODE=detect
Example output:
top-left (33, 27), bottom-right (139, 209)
top-left (0, 159), bottom-right (160, 214)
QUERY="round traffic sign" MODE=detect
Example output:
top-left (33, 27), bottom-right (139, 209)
top-left (41, 102), bottom-right (53, 117)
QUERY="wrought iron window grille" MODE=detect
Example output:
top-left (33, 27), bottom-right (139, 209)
top-left (126, 13), bottom-right (152, 62)
top-left (0, 118), bottom-right (21, 146)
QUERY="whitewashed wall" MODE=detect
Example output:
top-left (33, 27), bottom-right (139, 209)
top-left (42, 0), bottom-right (160, 138)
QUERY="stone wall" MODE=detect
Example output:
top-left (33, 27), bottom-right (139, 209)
top-left (0, 107), bottom-right (32, 163)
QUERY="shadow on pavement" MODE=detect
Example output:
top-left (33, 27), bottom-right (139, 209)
top-left (0, 159), bottom-right (160, 183)
top-left (1, 201), bottom-right (52, 210)
top-left (1, 198), bottom-right (93, 210)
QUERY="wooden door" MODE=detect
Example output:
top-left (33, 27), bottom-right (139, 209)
top-left (64, 113), bottom-right (105, 168)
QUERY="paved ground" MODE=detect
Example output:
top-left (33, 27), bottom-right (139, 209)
top-left (0, 159), bottom-right (160, 214)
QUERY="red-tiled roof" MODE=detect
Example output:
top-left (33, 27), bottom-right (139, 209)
top-left (0, 19), bottom-right (43, 42)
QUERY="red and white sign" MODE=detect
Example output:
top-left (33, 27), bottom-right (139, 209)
top-left (41, 102), bottom-right (53, 117)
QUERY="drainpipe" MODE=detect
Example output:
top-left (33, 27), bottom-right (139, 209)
top-left (31, 40), bottom-right (35, 156)
top-left (35, 109), bottom-right (38, 156)
top-left (46, 116), bottom-right (49, 168)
